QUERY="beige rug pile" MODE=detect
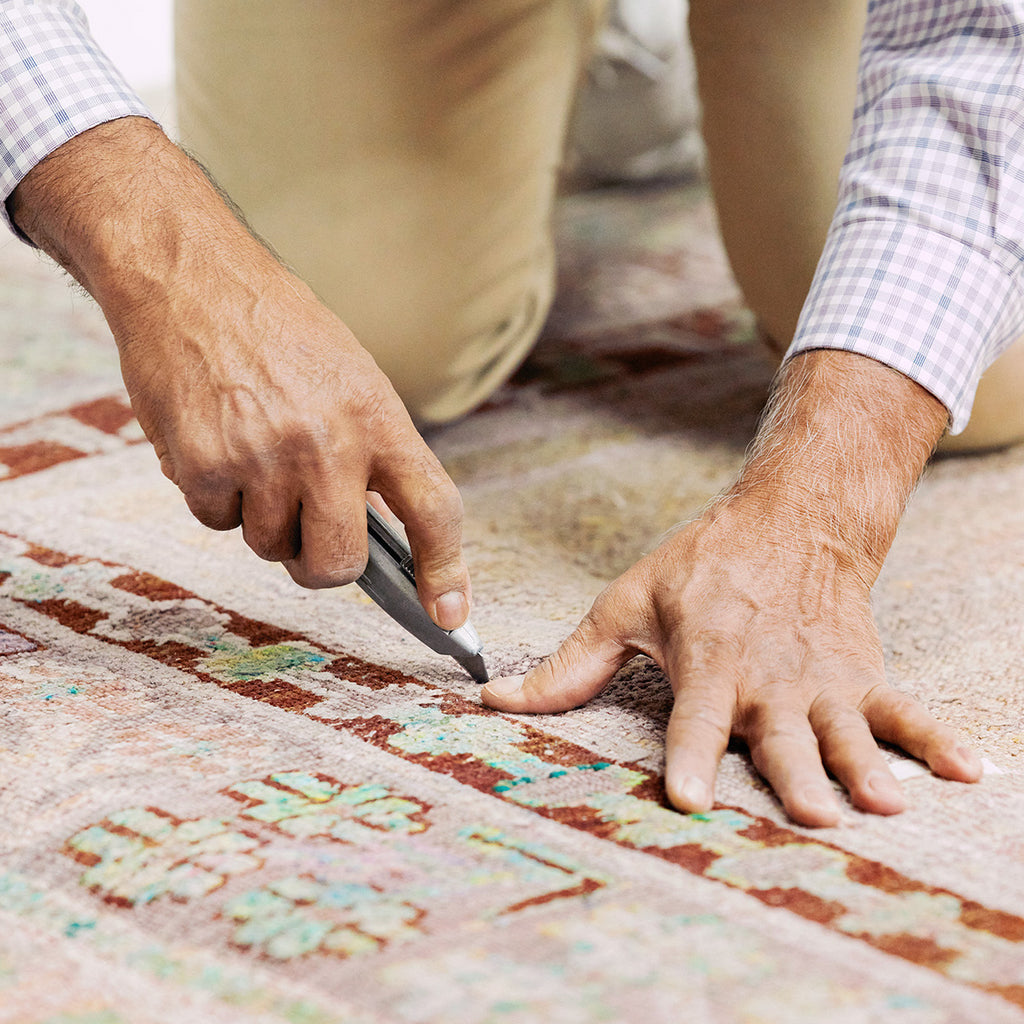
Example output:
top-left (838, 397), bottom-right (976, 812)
top-left (1, 180), bottom-right (1023, 1024)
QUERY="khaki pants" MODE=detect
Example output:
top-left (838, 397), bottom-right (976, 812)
top-left (175, 0), bottom-right (1023, 447)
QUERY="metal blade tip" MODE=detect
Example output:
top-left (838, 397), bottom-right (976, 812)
top-left (458, 652), bottom-right (489, 684)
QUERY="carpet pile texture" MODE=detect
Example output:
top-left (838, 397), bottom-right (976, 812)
top-left (1, 180), bottom-right (1023, 1024)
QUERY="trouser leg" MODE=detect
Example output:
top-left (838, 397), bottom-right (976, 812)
top-left (688, 0), bottom-right (866, 349)
top-left (690, 0), bottom-right (1023, 449)
top-left (174, 0), bottom-right (605, 425)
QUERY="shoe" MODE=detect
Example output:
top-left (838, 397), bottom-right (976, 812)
top-left (567, 0), bottom-right (703, 186)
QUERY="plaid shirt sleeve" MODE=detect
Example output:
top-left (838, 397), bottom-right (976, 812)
top-left (0, 0), bottom-right (152, 236)
top-left (789, 0), bottom-right (1024, 433)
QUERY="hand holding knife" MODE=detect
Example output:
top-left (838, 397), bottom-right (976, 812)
top-left (356, 503), bottom-right (488, 683)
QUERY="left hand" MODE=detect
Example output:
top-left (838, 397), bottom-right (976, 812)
top-left (481, 494), bottom-right (981, 828)
top-left (482, 350), bottom-right (983, 828)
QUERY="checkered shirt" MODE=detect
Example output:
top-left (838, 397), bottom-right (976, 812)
top-left (790, 0), bottom-right (1024, 432)
top-left (0, 0), bottom-right (150, 234)
top-left (2, 1), bottom-right (1021, 429)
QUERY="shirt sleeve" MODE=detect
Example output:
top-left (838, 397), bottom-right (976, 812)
top-left (788, 0), bottom-right (1024, 433)
top-left (0, 0), bottom-right (152, 236)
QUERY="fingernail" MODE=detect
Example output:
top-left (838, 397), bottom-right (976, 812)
top-left (801, 784), bottom-right (840, 818)
top-left (675, 775), bottom-right (710, 811)
top-left (864, 770), bottom-right (899, 796)
top-left (863, 770), bottom-right (905, 810)
top-left (484, 674), bottom-right (524, 697)
top-left (433, 591), bottom-right (469, 630)
top-left (956, 745), bottom-right (982, 770)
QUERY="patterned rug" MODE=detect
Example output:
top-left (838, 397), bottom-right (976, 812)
top-left (2, 180), bottom-right (1024, 1024)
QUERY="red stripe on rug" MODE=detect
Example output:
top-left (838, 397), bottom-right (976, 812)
top-left (0, 439), bottom-right (85, 479)
top-left (0, 395), bottom-right (144, 481)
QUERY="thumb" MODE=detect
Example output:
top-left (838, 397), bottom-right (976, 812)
top-left (481, 614), bottom-right (637, 713)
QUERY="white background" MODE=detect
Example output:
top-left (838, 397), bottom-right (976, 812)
top-left (79, 0), bottom-right (173, 94)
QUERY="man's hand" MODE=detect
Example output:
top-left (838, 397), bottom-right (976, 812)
top-left (9, 118), bottom-right (470, 626)
top-left (483, 350), bottom-right (982, 826)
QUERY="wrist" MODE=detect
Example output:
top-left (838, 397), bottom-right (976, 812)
top-left (726, 350), bottom-right (948, 578)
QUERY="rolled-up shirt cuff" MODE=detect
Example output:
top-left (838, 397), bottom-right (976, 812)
top-left (0, 0), bottom-right (153, 238)
top-left (788, 214), bottom-right (1024, 434)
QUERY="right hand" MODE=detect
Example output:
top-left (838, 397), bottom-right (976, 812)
top-left (10, 117), bottom-right (470, 628)
top-left (115, 253), bottom-right (471, 628)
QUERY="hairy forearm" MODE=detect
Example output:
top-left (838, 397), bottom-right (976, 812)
top-left (726, 349), bottom-right (949, 580)
top-left (8, 117), bottom-right (272, 313)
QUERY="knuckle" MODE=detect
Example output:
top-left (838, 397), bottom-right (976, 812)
top-left (577, 606), bottom-right (609, 641)
top-left (822, 713), bottom-right (870, 744)
top-left (913, 712), bottom-right (957, 748)
top-left (860, 684), bottom-right (918, 721)
top-left (686, 629), bottom-right (746, 677)
top-left (809, 695), bottom-right (870, 735)
top-left (178, 460), bottom-right (219, 494)
top-left (244, 529), bottom-right (299, 564)
top-left (887, 692), bottom-right (922, 719)
top-left (414, 480), bottom-right (464, 533)
top-left (184, 491), bottom-right (240, 532)
top-left (678, 692), bottom-right (730, 729)
top-left (344, 370), bottom-right (392, 415)
top-left (547, 634), bottom-right (592, 681)
top-left (751, 721), bottom-right (810, 749)
top-left (816, 718), bottom-right (873, 763)
top-left (669, 692), bottom-right (733, 745)
top-left (737, 702), bottom-right (810, 748)
top-left (177, 456), bottom-right (238, 507)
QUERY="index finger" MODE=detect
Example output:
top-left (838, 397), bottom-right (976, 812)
top-left (373, 442), bottom-right (470, 632)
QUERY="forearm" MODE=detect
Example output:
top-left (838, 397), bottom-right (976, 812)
top-left (725, 350), bottom-right (949, 580)
top-left (8, 117), bottom-right (273, 312)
